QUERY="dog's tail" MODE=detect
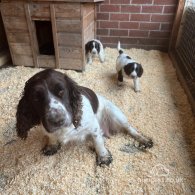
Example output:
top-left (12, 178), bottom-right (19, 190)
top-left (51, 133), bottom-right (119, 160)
top-left (117, 41), bottom-right (123, 55)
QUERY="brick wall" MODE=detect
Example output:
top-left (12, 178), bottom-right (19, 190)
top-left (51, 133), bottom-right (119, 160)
top-left (96, 0), bottom-right (178, 51)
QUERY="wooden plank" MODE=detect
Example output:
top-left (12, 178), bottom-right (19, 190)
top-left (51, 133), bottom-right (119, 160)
top-left (59, 58), bottom-right (83, 70)
top-left (7, 32), bottom-right (31, 43)
top-left (10, 43), bottom-right (32, 55)
top-left (84, 21), bottom-right (95, 43)
top-left (50, 4), bottom-right (59, 68)
top-left (13, 54), bottom-right (34, 67)
top-left (31, 0), bottom-right (104, 2)
top-left (0, 2), bottom-right (25, 17)
top-left (59, 46), bottom-right (82, 59)
top-left (25, 3), bottom-right (39, 67)
top-left (83, 9), bottom-right (94, 29)
top-left (82, 3), bottom-right (94, 17)
top-left (56, 19), bottom-right (82, 33)
top-left (37, 55), bottom-right (55, 68)
top-left (3, 17), bottom-right (28, 32)
top-left (30, 3), bottom-right (50, 20)
top-left (169, 0), bottom-right (185, 51)
top-left (55, 3), bottom-right (81, 19)
top-left (58, 33), bottom-right (82, 47)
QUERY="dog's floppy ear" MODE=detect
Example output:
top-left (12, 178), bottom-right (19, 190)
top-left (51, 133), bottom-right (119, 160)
top-left (85, 41), bottom-right (91, 54)
top-left (95, 42), bottom-right (100, 53)
top-left (64, 74), bottom-right (82, 128)
top-left (16, 84), bottom-right (40, 139)
top-left (137, 64), bottom-right (143, 78)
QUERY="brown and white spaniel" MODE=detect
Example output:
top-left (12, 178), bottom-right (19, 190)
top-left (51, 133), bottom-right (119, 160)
top-left (16, 69), bottom-right (153, 166)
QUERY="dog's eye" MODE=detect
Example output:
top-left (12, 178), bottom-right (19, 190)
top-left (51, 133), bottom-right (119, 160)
top-left (58, 90), bottom-right (64, 98)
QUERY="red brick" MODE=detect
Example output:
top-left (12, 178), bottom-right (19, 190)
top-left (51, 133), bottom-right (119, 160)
top-left (110, 0), bottom-right (130, 4)
top-left (161, 23), bottom-right (173, 30)
top-left (110, 13), bottom-right (130, 21)
top-left (121, 5), bottom-right (141, 13)
top-left (142, 6), bottom-right (163, 13)
top-left (110, 29), bottom-right (129, 36)
top-left (151, 14), bottom-right (175, 22)
top-left (100, 36), bottom-right (120, 44)
top-left (163, 5), bottom-right (176, 13)
top-left (140, 22), bottom-right (160, 30)
top-left (137, 38), bottom-right (169, 45)
top-left (149, 31), bottom-right (170, 38)
top-left (131, 0), bottom-right (153, 4)
top-left (97, 13), bottom-right (109, 20)
top-left (119, 37), bottom-right (138, 44)
top-left (100, 21), bottom-right (119, 28)
top-left (153, 0), bottom-right (177, 5)
top-left (120, 21), bottom-right (139, 29)
top-left (100, 5), bottom-right (120, 12)
top-left (97, 29), bottom-right (109, 36)
top-left (131, 14), bottom-right (151, 21)
top-left (129, 30), bottom-right (149, 37)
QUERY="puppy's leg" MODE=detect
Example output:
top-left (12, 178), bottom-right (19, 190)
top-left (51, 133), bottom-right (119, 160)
top-left (86, 53), bottom-right (93, 64)
top-left (42, 134), bottom-right (61, 155)
top-left (133, 77), bottom-right (140, 92)
top-left (117, 70), bottom-right (124, 86)
top-left (91, 123), bottom-right (113, 166)
top-left (106, 101), bottom-right (153, 149)
top-left (99, 50), bottom-right (105, 63)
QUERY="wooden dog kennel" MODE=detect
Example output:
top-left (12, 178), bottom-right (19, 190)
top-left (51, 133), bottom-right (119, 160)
top-left (0, 0), bottom-right (103, 70)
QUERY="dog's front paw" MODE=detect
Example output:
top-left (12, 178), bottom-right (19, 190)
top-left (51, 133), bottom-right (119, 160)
top-left (42, 143), bottom-right (61, 156)
top-left (96, 150), bottom-right (113, 166)
top-left (134, 88), bottom-right (141, 93)
top-left (138, 139), bottom-right (153, 150)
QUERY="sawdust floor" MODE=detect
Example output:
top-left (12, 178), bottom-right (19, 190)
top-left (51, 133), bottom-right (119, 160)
top-left (0, 48), bottom-right (195, 194)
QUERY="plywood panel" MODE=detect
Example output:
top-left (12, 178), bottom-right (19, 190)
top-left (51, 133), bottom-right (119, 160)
top-left (59, 46), bottom-right (82, 58)
top-left (14, 54), bottom-right (34, 67)
top-left (84, 22), bottom-right (95, 43)
top-left (56, 19), bottom-right (81, 33)
top-left (59, 58), bottom-right (83, 70)
top-left (83, 3), bottom-right (94, 17)
top-left (58, 33), bottom-right (82, 47)
top-left (3, 17), bottom-right (28, 32)
top-left (7, 32), bottom-right (31, 43)
top-left (10, 43), bottom-right (32, 55)
top-left (55, 3), bottom-right (81, 18)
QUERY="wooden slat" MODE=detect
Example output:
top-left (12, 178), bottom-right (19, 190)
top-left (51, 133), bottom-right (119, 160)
top-left (10, 43), bottom-right (32, 55)
top-left (58, 33), bottom-right (82, 47)
top-left (55, 3), bottom-right (81, 18)
top-left (169, 0), bottom-right (185, 51)
top-left (7, 32), bottom-right (31, 43)
top-left (30, 3), bottom-right (50, 20)
top-left (24, 3), bottom-right (38, 67)
top-left (37, 55), bottom-right (55, 68)
top-left (84, 22), bottom-right (95, 43)
top-left (56, 19), bottom-right (81, 33)
top-left (13, 54), bottom-right (34, 67)
top-left (59, 58), bottom-right (83, 70)
top-left (82, 3), bottom-right (94, 17)
top-left (3, 17), bottom-right (28, 32)
top-left (0, 2), bottom-right (25, 17)
top-left (83, 9), bottom-right (94, 29)
top-left (59, 46), bottom-right (82, 58)
top-left (50, 4), bottom-right (59, 68)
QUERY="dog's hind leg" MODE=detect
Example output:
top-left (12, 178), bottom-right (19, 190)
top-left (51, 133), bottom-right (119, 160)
top-left (105, 100), bottom-right (153, 149)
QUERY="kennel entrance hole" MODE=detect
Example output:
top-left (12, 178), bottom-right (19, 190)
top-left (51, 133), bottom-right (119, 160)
top-left (35, 21), bottom-right (55, 55)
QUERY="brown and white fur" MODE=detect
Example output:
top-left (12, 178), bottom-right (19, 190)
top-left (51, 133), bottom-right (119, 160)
top-left (116, 42), bottom-right (143, 92)
top-left (16, 69), bottom-right (153, 166)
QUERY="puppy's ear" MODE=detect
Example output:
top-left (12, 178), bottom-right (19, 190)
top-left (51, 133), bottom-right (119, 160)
top-left (64, 75), bottom-right (82, 128)
top-left (85, 41), bottom-right (91, 54)
top-left (137, 64), bottom-right (143, 77)
top-left (16, 89), bottom-right (40, 139)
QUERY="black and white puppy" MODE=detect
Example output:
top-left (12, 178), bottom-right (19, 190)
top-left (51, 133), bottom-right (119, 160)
top-left (16, 69), bottom-right (153, 166)
top-left (85, 39), bottom-right (105, 64)
top-left (116, 42), bottom-right (143, 92)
